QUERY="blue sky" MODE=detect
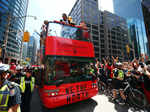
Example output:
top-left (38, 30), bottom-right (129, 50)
top-left (25, 0), bottom-right (113, 35)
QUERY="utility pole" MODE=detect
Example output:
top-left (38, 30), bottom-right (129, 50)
top-left (2, 14), bottom-right (11, 63)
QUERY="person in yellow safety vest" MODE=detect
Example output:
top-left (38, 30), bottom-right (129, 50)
top-left (89, 63), bottom-right (97, 77)
top-left (20, 68), bottom-right (35, 112)
top-left (0, 63), bottom-right (21, 112)
top-left (112, 62), bottom-right (126, 105)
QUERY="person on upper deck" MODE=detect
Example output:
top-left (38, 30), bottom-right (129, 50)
top-left (79, 21), bottom-right (90, 41)
top-left (60, 13), bottom-right (69, 24)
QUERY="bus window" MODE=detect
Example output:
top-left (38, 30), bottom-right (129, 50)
top-left (61, 25), bottom-right (77, 39)
top-left (48, 22), bottom-right (78, 40)
top-left (55, 62), bottom-right (70, 79)
top-left (44, 58), bottom-right (95, 85)
top-left (47, 22), bottom-right (90, 41)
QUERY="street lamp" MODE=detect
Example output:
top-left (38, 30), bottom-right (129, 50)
top-left (2, 13), bottom-right (37, 63)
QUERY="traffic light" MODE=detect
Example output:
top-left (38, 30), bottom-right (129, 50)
top-left (126, 45), bottom-right (130, 54)
top-left (23, 31), bottom-right (30, 42)
top-left (26, 57), bottom-right (31, 62)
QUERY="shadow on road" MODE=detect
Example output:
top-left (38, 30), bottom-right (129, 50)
top-left (114, 104), bottom-right (129, 112)
top-left (31, 88), bottom-right (98, 112)
top-left (49, 99), bottom-right (98, 112)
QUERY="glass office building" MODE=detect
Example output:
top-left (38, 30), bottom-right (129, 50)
top-left (69, 0), bottom-right (99, 25)
top-left (27, 36), bottom-right (37, 65)
top-left (142, 0), bottom-right (150, 54)
top-left (69, 0), bottom-right (101, 58)
top-left (102, 11), bottom-right (129, 61)
top-left (69, 0), bottom-right (129, 61)
top-left (0, 0), bottom-right (29, 63)
top-left (113, 0), bottom-right (149, 57)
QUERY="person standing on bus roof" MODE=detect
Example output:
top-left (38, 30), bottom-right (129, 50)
top-left (20, 68), bottom-right (35, 112)
top-left (60, 13), bottom-right (69, 24)
top-left (80, 21), bottom-right (88, 29)
top-left (40, 20), bottom-right (48, 46)
top-left (79, 21), bottom-right (90, 41)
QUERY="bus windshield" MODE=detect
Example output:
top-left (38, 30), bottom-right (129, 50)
top-left (44, 58), bottom-right (95, 85)
top-left (47, 22), bottom-right (89, 41)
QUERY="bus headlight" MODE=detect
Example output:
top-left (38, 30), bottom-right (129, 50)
top-left (44, 89), bottom-right (59, 96)
top-left (51, 93), bottom-right (55, 96)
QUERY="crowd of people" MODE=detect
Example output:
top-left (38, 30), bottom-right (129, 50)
top-left (1, 12), bottom-right (150, 111)
top-left (93, 55), bottom-right (150, 109)
top-left (1, 53), bottom-right (150, 111)
top-left (0, 58), bottom-right (36, 112)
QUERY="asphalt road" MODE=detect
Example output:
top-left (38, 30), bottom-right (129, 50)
top-left (31, 89), bottom-right (147, 112)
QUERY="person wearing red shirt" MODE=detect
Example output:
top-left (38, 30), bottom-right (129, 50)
top-left (10, 63), bottom-right (16, 71)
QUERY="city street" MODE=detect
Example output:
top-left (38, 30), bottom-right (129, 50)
top-left (31, 89), bottom-right (145, 112)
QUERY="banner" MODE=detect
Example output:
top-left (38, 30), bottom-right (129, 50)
top-left (45, 36), bottom-right (95, 58)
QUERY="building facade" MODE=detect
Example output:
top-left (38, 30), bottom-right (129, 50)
top-left (0, 0), bottom-right (29, 63)
top-left (113, 0), bottom-right (149, 57)
top-left (142, 0), bottom-right (150, 54)
top-left (102, 11), bottom-right (129, 61)
top-left (69, 0), bottom-right (129, 61)
top-left (69, 0), bottom-right (101, 58)
top-left (22, 43), bottom-right (28, 60)
top-left (27, 36), bottom-right (37, 65)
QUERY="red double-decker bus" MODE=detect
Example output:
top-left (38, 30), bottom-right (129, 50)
top-left (38, 21), bottom-right (98, 109)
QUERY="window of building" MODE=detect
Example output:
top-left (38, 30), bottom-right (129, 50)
top-left (100, 39), bottom-right (104, 43)
top-left (95, 54), bottom-right (99, 58)
top-left (92, 35), bottom-right (98, 40)
top-left (101, 49), bottom-right (105, 53)
top-left (101, 45), bottom-right (104, 48)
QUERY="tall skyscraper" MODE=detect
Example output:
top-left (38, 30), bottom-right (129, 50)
top-left (22, 43), bottom-right (28, 60)
top-left (27, 36), bottom-right (37, 65)
top-left (69, 0), bottom-right (129, 61)
top-left (69, 0), bottom-right (101, 58)
top-left (0, 0), bottom-right (29, 63)
top-left (102, 11), bottom-right (129, 60)
top-left (142, 0), bottom-right (150, 54)
top-left (113, 0), bottom-right (149, 57)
